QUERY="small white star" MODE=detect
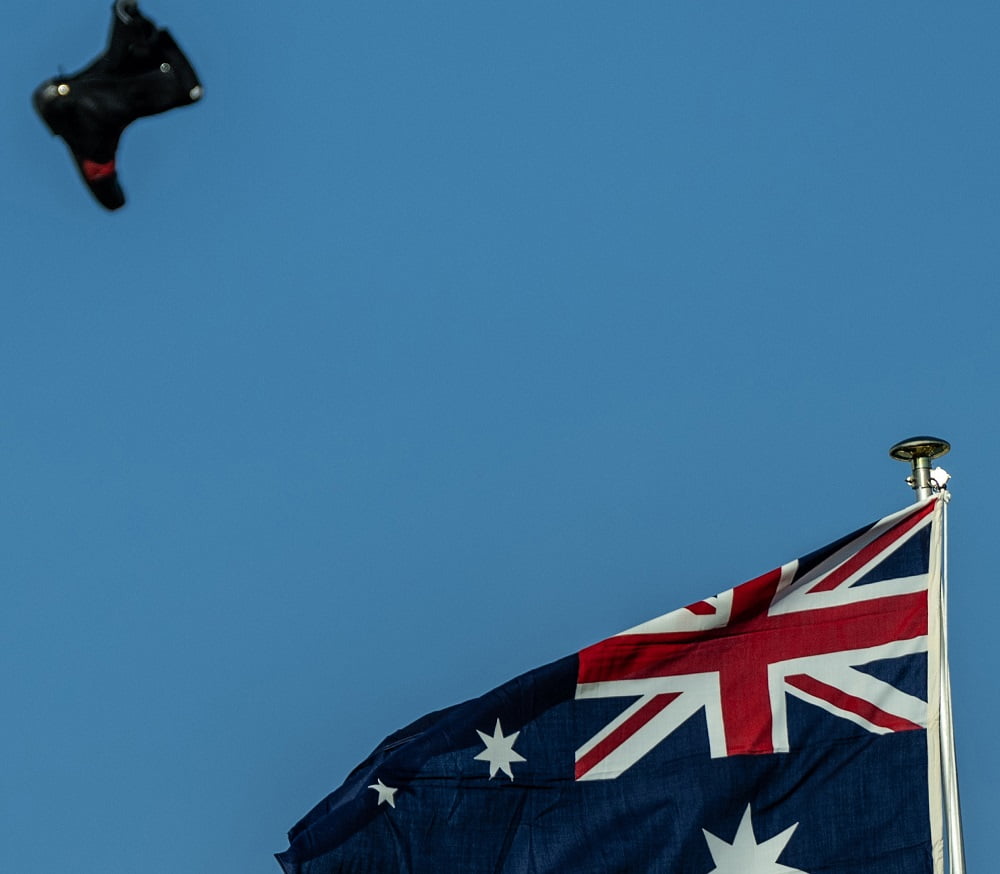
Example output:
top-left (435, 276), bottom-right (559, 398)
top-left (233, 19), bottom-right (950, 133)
top-left (702, 806), bottom-right (806, 874)
top-left (368, 779), bottom-right (398, 808)
top-left (474, 718), bottom-right (526, 780)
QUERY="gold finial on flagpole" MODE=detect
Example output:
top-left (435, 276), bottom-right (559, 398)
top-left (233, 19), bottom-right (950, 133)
top-left (889, 436), bottom-right (951, 501)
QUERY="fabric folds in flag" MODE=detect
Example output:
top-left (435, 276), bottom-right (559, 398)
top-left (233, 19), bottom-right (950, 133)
top-left (277, 498), bottom-right (945, 874)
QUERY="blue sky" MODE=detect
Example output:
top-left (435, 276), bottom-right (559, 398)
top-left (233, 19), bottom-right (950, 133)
top-left (2, 2), bottom-right (996, 871)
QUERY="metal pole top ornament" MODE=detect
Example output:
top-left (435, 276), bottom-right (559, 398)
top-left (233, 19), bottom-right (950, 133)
top-left (889, 436), bottom-right (951, 501)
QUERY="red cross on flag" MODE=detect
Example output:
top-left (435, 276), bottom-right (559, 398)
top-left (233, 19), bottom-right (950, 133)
top-left (575, 499), bottom-right (937, 781)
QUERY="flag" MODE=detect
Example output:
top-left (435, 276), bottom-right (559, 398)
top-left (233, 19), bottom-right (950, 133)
top-left (277, 498), bottom-right (948, 873)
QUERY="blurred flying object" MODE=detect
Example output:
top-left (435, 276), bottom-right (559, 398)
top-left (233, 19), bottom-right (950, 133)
top-left (33, 0), bottom-right (202, 210)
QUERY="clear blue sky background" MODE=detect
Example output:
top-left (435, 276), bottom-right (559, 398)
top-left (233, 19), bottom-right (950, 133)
top-left (3, 2), bottom-right (995, 871)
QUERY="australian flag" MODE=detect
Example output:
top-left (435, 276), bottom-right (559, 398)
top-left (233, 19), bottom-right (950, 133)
top-left (277, 498), bottom-right (946, 873)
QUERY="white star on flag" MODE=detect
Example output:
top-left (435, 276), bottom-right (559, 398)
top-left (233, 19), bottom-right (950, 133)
top-left (474, 718), bottom-right (526, 780)
top-left (367, 779), bottom-right (398, 808)
top-left (702, 805), bottom-right (806, 874)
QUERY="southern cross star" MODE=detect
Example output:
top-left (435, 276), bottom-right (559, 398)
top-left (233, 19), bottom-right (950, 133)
top-left (474, 718), bottom-right (526, 780)
top-left (702, 805), bottom-right (806, 874)
top-left (368, 779), bottom-right (398, 808)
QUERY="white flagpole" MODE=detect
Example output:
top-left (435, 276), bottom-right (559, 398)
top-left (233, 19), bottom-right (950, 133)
top-left (889, 437), bottom-right (965, 874)
top-left (938, 498), bottom-right (966, 874)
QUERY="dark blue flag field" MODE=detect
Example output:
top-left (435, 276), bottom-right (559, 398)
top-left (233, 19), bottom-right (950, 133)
top-left (278, 498), bottom-right (947, 873)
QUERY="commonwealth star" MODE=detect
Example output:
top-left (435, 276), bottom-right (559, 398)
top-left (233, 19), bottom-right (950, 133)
top-left (702, 806), bottom-right (806, 874)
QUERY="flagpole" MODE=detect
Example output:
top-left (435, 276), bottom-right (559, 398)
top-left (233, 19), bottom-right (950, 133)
top-left (889, 436), bottom-right (964, 874)
top-left (938, 503), bottom-right (966, 874)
